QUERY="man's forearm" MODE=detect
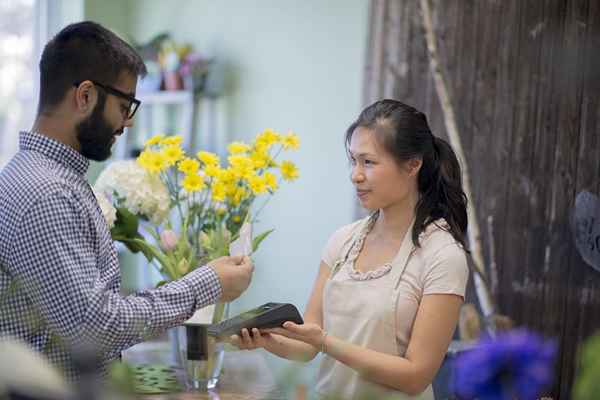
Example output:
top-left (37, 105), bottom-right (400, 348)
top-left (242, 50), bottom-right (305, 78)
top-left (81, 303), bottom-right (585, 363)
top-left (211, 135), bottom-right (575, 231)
top-left (77, 265), bottom-right (222, 357)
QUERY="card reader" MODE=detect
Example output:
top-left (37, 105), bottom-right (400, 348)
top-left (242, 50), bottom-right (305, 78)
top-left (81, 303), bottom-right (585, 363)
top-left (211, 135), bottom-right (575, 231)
top-left (207, 302), bottom-right (303, 340)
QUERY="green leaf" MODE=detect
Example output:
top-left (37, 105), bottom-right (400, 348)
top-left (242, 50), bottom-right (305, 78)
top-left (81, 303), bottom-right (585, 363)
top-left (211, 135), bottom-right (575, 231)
top-left (111, 207), bottom-right (140, 238)
top-left (252, 229), bottom-right (274, 253)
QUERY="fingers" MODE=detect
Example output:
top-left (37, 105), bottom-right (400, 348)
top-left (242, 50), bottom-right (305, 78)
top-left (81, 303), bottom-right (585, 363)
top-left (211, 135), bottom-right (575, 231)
top-left (229, 255), bottom-right (244, 265)
top-left (230, 328), bottom-right (265, 350)
top-left (282, 321), bottom-right (300, 331)
top-left (240, 256), bottom-right (254, 272)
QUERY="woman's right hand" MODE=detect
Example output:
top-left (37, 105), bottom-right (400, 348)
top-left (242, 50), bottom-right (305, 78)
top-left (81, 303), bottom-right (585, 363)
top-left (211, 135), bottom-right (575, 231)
top-left (230, 328), bottom-right (278, 350)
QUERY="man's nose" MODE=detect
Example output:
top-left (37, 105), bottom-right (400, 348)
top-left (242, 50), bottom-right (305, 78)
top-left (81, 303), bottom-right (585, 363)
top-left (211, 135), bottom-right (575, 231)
top-left (123, 116), bottom-right (134, 129)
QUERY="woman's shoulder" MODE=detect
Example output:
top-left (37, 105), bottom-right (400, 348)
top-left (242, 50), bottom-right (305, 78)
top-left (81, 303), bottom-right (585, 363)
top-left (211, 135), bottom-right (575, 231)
top-left (416, 218), bottom-right (465, 255)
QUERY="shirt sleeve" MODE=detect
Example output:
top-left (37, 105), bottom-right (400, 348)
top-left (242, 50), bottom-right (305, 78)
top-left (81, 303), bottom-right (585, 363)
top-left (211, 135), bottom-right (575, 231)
top-left (8, 191), bottom-right (222, 358)
top-left (422, 242), bottom-right (469, 299)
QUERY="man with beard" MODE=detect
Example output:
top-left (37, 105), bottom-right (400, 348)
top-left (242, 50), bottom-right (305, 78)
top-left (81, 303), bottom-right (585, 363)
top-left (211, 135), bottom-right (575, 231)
top-left (0, 21), bottom-right (254, 380)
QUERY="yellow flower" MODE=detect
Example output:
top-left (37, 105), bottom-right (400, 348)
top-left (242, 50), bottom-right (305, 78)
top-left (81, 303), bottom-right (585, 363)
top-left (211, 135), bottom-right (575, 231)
top-left (218, 168), bottom-right (236, 185)
top-left (178, 158), bottom-right (199, 175)
top-left (247, 175), bottom-right (268, 195)
top-left (137, 150), bottom-right (166, 174)
top-left (197, 151), bottom-right (220, 166)
top-left (263, 171), bottom-right (279, 191)
top-left (255, 128), bottom-right (280, 149)
top-left (204, 164), bottom-right (221, 178)
top-left (162, 145), bottom-right (184, 166)
top-left (250, 150), bottom-right (272, 169)
top-left (145, 134), bottom-right (164, 147)
top-left (227, 141), bottom-right (251, 154)
top-left (225, 183), bottom-right (238, 197)
top-left (280, 160), bottom-right (299, 181)
top-left (211, 181), bottom-right (227, 202)
top-left (182, 174), bottom-right (205, 192)
top-left (232, 215), bottom-right (241, 223)
top-left (228, 155), bottom-right (255, 179)
top-left (282, 131), bottom-right (300, 150)
top-left (161, 135), bottom-right (183, 146)
top-left (231, 187), bottom-right (248, 206)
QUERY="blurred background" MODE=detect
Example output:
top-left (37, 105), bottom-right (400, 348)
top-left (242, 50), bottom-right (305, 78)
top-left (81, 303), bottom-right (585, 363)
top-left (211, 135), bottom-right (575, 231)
top-left (1, 1), bottom-right (599, 398)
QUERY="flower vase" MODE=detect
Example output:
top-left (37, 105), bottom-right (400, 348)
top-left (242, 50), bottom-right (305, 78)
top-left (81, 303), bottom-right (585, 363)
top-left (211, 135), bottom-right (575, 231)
top-left (176, 302), bottom-right (230, 391)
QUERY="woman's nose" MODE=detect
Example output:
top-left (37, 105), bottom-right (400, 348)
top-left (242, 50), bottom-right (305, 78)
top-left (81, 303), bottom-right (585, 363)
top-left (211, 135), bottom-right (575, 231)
top-left (351, 166), bottom-right (365, 183)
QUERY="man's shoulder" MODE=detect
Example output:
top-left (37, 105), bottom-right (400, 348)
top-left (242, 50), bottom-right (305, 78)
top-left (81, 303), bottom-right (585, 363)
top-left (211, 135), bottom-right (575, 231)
top-left (0, 152), bottom-right (80, 212)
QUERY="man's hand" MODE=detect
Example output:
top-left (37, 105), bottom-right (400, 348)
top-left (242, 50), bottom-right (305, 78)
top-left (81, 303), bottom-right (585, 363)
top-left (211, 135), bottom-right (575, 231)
top-left (208, 256), bottom-right (254, 302)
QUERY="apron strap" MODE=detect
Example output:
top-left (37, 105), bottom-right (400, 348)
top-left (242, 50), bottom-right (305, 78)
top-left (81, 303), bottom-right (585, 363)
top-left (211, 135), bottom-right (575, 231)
top-left (330, 213), bottom-right (376, 277)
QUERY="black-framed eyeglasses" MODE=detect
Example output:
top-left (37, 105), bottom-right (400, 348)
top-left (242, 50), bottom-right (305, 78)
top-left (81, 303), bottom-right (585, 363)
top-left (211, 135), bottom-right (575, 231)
top-left (73, 80), bottom-right (141, 119)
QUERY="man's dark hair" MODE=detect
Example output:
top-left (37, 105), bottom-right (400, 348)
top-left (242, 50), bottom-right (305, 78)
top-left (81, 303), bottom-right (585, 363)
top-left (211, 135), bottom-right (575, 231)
top-left (38, 21), bottom-right (147, 113)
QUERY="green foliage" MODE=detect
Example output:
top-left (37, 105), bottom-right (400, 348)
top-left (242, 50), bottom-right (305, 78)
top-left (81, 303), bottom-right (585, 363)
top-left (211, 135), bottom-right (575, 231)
top-left (574, 332), bottom-right (600, 399)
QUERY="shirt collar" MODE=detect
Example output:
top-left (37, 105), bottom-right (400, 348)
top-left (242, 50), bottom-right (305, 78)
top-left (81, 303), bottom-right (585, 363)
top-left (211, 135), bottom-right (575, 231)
top-left (19, 131), bottom-right (90, 176)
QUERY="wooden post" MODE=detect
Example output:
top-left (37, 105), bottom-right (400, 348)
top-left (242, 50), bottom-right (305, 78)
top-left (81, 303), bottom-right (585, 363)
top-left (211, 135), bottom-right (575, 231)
top-left (418, 0), bottom-right (496, 325)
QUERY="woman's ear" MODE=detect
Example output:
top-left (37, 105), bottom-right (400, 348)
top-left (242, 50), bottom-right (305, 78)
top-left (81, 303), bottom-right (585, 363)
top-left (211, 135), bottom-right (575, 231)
top-left (406, 158), bottom-right (423, 177)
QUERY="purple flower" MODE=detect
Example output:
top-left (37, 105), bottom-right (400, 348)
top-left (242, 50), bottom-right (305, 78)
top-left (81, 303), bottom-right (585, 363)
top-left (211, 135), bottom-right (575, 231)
top-left (452, 329), bottom-right (556, 400)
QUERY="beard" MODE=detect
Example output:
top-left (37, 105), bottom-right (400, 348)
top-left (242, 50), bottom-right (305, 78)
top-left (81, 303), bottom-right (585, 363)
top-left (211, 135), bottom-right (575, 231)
top-left (76, 94), bottom-right (122, 162)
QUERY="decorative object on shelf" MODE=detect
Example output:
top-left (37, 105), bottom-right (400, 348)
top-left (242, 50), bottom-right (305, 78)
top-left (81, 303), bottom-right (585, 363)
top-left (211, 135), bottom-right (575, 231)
top-left (134, 32), bottom-right (212, 94)
top-left (452, 329), bottom-right (557, 400)
top-left (93, 129), bottom-right (300, 386)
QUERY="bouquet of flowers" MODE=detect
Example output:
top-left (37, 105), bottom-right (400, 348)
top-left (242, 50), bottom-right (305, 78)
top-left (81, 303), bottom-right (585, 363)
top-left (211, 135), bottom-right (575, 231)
top-left (93, 129), bottom-right (300, 320)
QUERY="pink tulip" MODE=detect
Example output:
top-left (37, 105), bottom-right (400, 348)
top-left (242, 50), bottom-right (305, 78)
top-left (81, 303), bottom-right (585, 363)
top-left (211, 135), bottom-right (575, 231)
top-left (160, 229), bottom-right (178, 252)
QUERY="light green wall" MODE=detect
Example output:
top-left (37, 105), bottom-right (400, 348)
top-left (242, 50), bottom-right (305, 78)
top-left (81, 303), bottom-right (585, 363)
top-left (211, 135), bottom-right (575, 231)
top-left (85, 0), bottom-right (368, 388)
top-left (84, 1), bottom-right (133, 41)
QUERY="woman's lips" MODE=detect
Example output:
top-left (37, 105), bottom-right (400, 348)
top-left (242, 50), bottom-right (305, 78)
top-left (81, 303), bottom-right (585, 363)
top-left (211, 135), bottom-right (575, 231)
top-left (356, 189), bottom-right (370, 199)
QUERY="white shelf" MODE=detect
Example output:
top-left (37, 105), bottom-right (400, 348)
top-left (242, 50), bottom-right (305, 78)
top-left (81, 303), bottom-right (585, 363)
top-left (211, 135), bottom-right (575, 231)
top-left (138, 90), bottom-right (193, 105)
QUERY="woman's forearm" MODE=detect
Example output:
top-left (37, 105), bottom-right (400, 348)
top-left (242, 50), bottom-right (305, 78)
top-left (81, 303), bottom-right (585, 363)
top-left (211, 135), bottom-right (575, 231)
top-left (264, 333), bottom-right (319, 362)
top-left (325, 335), bottom-right (430, 396)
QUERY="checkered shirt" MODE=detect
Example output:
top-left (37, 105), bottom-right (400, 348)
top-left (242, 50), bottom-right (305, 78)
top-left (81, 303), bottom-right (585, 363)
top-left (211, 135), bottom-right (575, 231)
top-left (0, 132), bottom-right (222, 381)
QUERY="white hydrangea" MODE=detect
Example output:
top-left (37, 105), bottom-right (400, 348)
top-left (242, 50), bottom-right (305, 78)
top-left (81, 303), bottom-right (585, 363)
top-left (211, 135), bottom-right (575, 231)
top-left (92, 188), bottom-right (117, 228)
top-left (94, 160), bottom-right (171, 225)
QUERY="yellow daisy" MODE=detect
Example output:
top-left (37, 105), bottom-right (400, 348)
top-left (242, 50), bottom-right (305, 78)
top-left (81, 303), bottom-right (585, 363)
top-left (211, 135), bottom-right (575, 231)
top-left (282, 131), bottom-right (300, 150)
top-left (263, 171), bottom-right (279, 191)
top-left (182, 174), bottom-right (205, 192)
top-left (227, 141), bottom-right (251, 154)
top-left (144, 134), bottom-right (164, 147)
top-left (280, 160), bottom-right (299, 181)
top-left (162, 145), bottom-right (184, 165)
top-left (178, 158), bottom-right (200, 175)
top-left (161, 135), bottom-right (183, 146)
top-left (197, 151), bottom-right (220, 166)
top-left (137, 150), bottom-right (166, 174)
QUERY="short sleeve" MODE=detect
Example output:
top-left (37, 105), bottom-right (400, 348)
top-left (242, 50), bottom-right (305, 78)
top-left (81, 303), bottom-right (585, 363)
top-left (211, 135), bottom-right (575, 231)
top-left (321, 221), bottom-right (362, 269)
top-left (422, 242), bottom-right (469, 299)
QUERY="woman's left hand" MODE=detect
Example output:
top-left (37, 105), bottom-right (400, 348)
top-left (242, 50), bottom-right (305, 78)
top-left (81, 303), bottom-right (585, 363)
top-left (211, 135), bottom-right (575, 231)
top-left (265, 322), bottom-right (325, 348)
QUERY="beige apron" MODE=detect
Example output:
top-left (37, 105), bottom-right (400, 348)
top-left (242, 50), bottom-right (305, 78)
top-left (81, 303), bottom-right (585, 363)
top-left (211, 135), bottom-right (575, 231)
top-left (315, 217), bottom-right (434, 400)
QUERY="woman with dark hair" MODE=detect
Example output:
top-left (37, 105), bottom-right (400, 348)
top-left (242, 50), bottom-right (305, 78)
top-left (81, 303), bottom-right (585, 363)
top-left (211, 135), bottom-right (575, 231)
top-left (232, 99), bottom-right (469, 399)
